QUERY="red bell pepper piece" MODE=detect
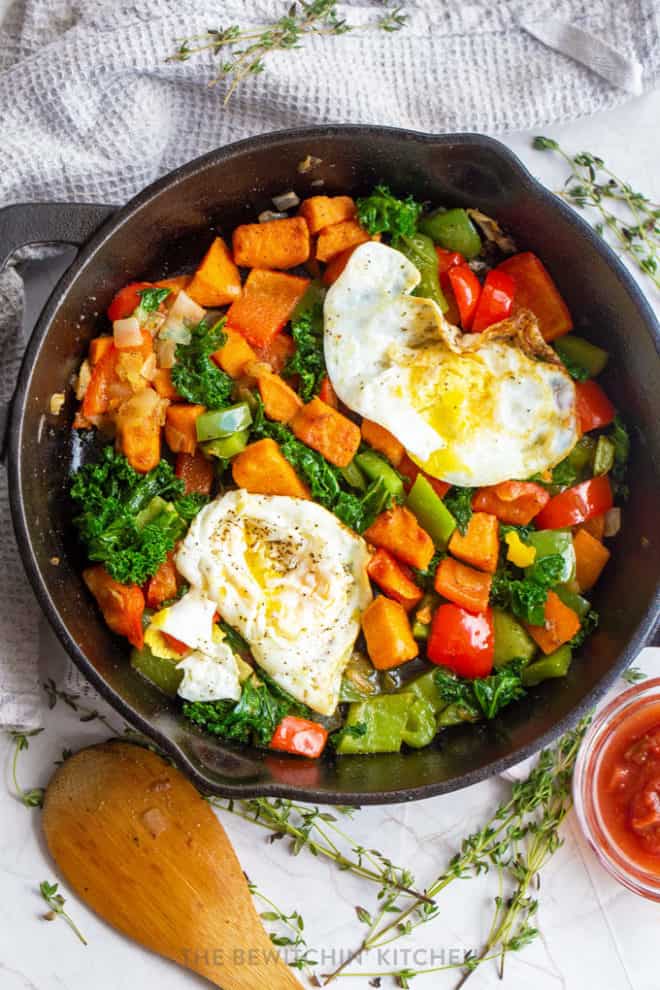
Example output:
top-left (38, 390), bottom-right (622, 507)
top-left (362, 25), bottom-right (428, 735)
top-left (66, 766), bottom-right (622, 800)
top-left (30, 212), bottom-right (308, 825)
top-left (436, 247), bottom-right (465, 286)
top-left (427, 603), bottom-right (494, 678)
top-left (83, 564), bottom-right (145, 650)
top-left (107, 281), bottom-right (153, 321)
top-left (447, 264), bottom-right (481, 331)
top-left (496, 252), bottom-right (572, 342)
top-left (471, 270), bottom-right (515, 332)
top-left (575, 380), bottom-right (616, 433)
top-left (144, 553), bottom-right (178, 609)
top-left (535, 476), bottom-right (613, 530)
top-left (472, 481), bottom-right (550, 525)
top-left (161, 632), bottom-right (189, 656)
top-left (270, 716), bottom-right (328, 758)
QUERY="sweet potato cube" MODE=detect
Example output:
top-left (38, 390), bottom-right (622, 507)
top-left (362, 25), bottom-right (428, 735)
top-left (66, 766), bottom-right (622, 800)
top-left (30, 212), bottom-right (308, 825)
top-left (232, 439), bottom-right (310, 499)
top-left (299, 195), bottom-right (356, 235)
top-left (290, 397), bottom-right (361, 468)
top-left (362, 596), bottom-right (419, 670)
top-left (187, 237), bottom-right (242, 307)
top-left (232, 217), bottom-right (310, 269)
top-left (316, 219), bottom-right (371, 263)
top-left (449, 512), bottom-right (500, 574)
top-left (226, 269), bottom-right (309, 348)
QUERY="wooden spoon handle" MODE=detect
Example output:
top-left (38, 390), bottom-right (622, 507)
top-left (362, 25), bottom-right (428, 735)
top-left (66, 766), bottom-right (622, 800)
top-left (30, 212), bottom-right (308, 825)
top-left (42, 742), bottom-right (302, 990)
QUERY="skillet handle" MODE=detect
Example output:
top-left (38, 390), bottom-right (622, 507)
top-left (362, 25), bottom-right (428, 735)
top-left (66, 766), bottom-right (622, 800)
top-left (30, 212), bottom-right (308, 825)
top-left (0, 202), bottom-right (116, 269)
top-left (0, 201), bottom-right (116, 457)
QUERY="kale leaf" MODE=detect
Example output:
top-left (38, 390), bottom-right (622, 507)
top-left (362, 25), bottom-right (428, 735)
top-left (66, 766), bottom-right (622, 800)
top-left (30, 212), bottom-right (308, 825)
top-left (329, 722), bottom-right (368, 749)
top-left (357, 184), bottom-right (422, 239)
top-left (570, 608), bottom-right (599, 649)
top-left (171, 318), bottom-right (233, 408)
top-left (490, 556), bottom-right (562, 627)
top-left (555, 348), bottom-right (589, 381)
top-left (183, 674), bottom-right (309, 746)
top-left (444, 486), bottom-right (474, 536)
top-left (413, 550), bottom-right (445, 590)
top-left (434, 661), bottom-right (526, 721)
top-left (137, 286), bottom-right (171, 314)
top-left (70, 446), bottom-right (187, 585)
top-left (284, 299), bottom-right (326, 402)
top-left (173, 493), bottom-right (210, 523)
top-left (499, 522), bottom-right (535, 544)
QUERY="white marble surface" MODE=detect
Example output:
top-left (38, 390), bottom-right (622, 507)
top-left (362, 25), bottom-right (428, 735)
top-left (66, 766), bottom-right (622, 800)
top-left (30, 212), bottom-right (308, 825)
top-left (1, 11), bottom-right (659, 985)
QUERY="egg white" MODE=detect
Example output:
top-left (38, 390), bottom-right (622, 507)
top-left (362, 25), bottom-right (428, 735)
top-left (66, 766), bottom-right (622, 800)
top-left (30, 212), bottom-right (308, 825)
top-left (175, 491), bottom-right (372, 716)
top-left (324, 241), bottom-right (578, 487)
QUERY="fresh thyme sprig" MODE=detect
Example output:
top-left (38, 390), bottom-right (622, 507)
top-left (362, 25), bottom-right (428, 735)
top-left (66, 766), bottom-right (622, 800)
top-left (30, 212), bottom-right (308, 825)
top-left (43, 678), bottom-right (125, 736)
top-left (248, 878), bottom-right (318, 972)
top-left (7, 729), bottom-right (45, 808)
top-left (210, 796), bottom-right (432, 904)
top-left (533, 136), bottom-right (660, 291)
top-left (40, 881), bottom-right (88, 946)
top-left (622, 666), bottom-right (647, 685)
top-left (324, 716), bottom-right (591, 986)
top-left (169, 1), bottom-right (408, 103)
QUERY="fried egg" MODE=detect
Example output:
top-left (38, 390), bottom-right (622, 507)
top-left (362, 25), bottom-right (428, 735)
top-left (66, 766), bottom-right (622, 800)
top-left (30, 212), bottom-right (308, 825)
top-left (175, 491), bottom-right (372, 715)
top-left (324, 242), bottom-right (578, 487)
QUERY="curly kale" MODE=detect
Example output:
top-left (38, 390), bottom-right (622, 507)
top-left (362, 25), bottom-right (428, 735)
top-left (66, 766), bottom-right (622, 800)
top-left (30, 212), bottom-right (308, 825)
top-left (284, 299), bottom-right (326, 402)
top-left (70, 447), bottom-right (188, 585)
top-left (444, 486), bottom-right (474, 536)
top-left (357, 184), bottom-right (422, 239)
top-left (183, 674), bottom-right (309, 746)
top-left (173, 493), bottom-right (210, 523)
top-left (171, 318), bottom-right (233, 408)
top-left (490, 555), bottom-right (564, 627)
top-left (434, 661), bottom-right (526, 721)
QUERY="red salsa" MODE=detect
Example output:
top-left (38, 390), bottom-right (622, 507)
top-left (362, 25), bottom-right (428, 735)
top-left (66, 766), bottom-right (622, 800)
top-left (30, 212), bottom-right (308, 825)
top-left (597, 701), bottom-right (660, 875)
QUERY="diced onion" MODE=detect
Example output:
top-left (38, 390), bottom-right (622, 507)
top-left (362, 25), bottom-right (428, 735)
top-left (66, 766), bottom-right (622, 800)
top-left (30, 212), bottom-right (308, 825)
top-left (49, 392), bottom-right (65, 415)
top-left (258, 210), bottom-right (288, 223)
top-left (113, 316), bottom-right (143, 349)
top-left (272, 190), bottom-right (300, 211)
top-left (75, 359), bottom-right (92, 400)
top-left (159, 290), bottom-right (205, 341)
top-left (604, 507), bottom-right (621, 537)
top-left (141, 353), bottom-right (157, 381)
top-left (156, 337), bottom-right (177, 369)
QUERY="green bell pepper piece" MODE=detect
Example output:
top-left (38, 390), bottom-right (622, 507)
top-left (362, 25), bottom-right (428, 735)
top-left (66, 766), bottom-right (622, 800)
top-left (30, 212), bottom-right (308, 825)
top-left (565, 436), bottom-right (596, 478)
top-left (525, 529), bottom-right (576, 585)
top-left (406, 474), bottom-right (456, 549)
top-left (202, 429), bottom-right (250, 459)
top-left (522, 645), bottom-right (572, 687)
top-left (135, 496), bottom-right (172, 531)
top-left (555, 584), bottom-right (591, 619)
top-left (404, 668), bottom-right (446, 713)
top-left (554, 335), bottom-right (608, 378)
top-left (418, 208), bottom-right (482, 259)
top-left (492, 608), bottom-right (537, 668)
top-left (341, 460), bottom-right (368, 492)
top-left (335, 694), bottom-right (412, 754)
top-left (401, 695), bottom-right (437, 748)
top-left (436, 702), bottom-right (480, 727)
top-left (195, 402), bottom-right (252, 442)
top-left (395, 232), bottom-right (449, 312)
top-left (130, 644), bottom-right (183, 697)
top-left (593, 435), bottom-right (615, 476)
top-left (355, 450), bottom-right (404, 499)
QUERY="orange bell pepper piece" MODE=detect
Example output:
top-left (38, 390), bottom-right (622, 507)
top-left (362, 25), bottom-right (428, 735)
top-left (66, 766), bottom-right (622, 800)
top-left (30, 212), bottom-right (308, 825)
top-left (526, 590), bottom-right (581, 655)
top-left (496, 252), bottom-right (572, 342)
top-left (573, 528), bottom-right (611, 592)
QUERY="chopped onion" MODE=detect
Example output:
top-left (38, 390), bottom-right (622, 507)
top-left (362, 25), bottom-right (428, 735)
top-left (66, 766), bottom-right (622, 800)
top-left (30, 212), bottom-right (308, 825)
top-left (159, 290), bottom-right (204, 341)
top-left (156, 337), bottom-right (177, 369)
top-left (604, 507), bottom-right (621, 537)
top-left (49, 392), bottom-right (65, 416)
top-left (141, 353), bottom-right (157, 381)
top-left (75, 359), bottom-right (91, 400)
top-left (272, 190), bottom-right (300, 211)
top-left (258, 210), bottom-right (288, 223)
top-left (113, 316), bottom-right (143, 349)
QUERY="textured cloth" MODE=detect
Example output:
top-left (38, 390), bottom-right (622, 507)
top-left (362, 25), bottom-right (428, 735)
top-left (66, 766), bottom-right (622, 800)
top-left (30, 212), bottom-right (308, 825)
top-left (0, 0), bottom-right (658, 728)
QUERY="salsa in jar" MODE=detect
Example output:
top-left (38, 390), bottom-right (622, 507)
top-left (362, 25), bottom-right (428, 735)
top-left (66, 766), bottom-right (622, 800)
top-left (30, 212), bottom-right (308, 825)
top-left (574, 679), bottom-right (660, 900)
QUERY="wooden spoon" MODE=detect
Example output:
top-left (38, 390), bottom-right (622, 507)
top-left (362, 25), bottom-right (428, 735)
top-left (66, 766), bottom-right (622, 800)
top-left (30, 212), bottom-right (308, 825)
top-left (42, 741), bottom-right (303, 990)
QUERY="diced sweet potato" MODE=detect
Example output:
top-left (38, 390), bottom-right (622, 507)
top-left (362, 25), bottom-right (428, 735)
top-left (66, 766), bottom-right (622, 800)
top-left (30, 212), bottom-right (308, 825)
top-left (362, 596), bottom-right (419, 670)
top-left (364, 506), bottom-right (435, 571)
top-left (83, 565), bottom-right (145, 650)
top-left (449, 512), bottom-right (499, 574)
top-left (89, 336), bottom-right (114, 366)
top-left (361, 419), bottom-right (404, 467)
top-left (318, 375), bottom-right (338, 408)
top-left (316, 219), bottom-right (371, 262)
top-left (232, 217), bottom-right (310, 269)
top-left (232, 439), bottom-right (310, 499)
top-left (116, 387), bottom-right (165, 473)
top-left (573, 528), bottom-right (610, 592)
top-left (367, 549), bottom-right (424, 612)
top-left (434, 557), bottom-right (492, 614)
top-left (145, 553), bottom-right (178, 609)
top-left (175, 450), bottom-right (214, 495)
top-left (253, 332), bottom-right (296, 375)
top-left (323, 246), bottom-right (357, 286)
top-left (152, 367), bottom-right (181, 400)
top-left (186, 236), bottom-right (242, 307)
top-left (290, 397), bottom-right (361, 468)
top-left (212, 327), bottom-right (257, 379)
top-left (256, 370), bottom-right (303, 423)
top-left (299, 195), bottom-right (356, 235)
top-left (164, 403), bottom-right (205, 456)
top-left (526, 591), bottom-right (581, 655)
top-left (226, 269), bottom-right (310, 349)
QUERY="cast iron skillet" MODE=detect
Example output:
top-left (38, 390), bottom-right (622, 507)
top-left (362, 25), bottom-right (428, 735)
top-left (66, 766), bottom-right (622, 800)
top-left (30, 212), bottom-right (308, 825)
top-left (2, 126), bottom-right (659, 804)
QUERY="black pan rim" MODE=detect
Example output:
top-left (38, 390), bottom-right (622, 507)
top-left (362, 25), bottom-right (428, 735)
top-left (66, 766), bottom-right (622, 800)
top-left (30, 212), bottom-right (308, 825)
top-left (7, 124), bottom-right (660, 804)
